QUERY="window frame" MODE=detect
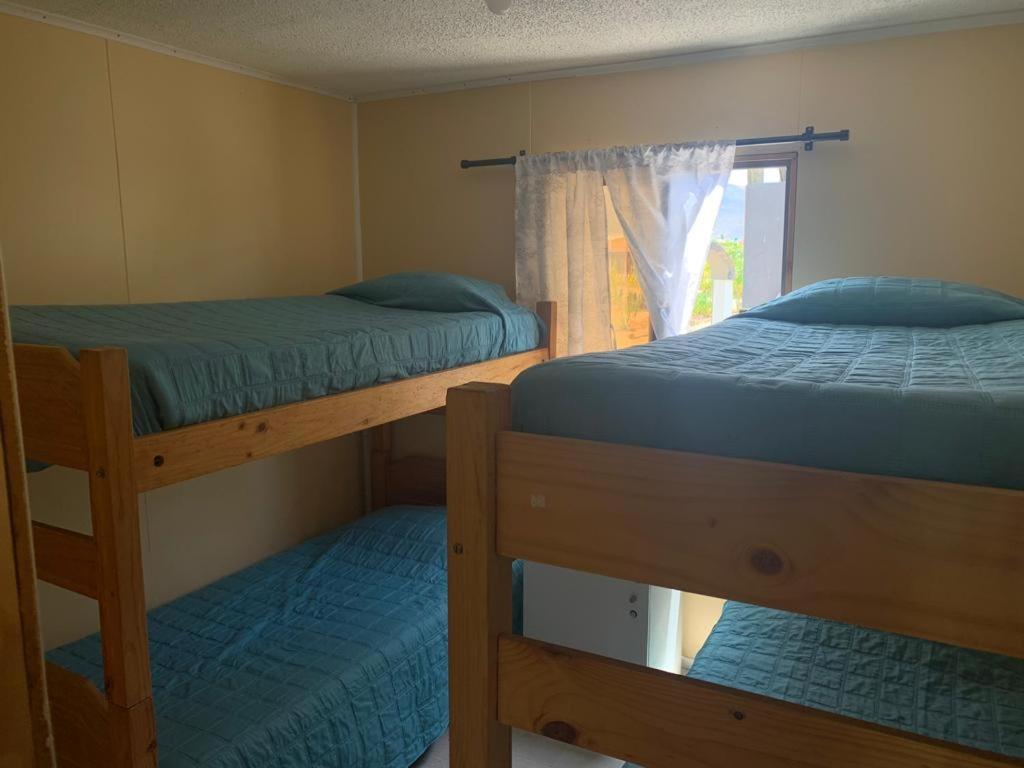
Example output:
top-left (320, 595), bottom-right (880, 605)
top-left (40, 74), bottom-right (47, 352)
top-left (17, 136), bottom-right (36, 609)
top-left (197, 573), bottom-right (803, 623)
top-left (731, 150), bottom-right (798, 297)
top-left (616, 150), bottom-right (800, 344)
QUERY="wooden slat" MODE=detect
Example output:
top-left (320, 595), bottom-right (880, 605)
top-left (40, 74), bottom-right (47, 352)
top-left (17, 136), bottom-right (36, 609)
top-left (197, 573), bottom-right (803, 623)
top-left (45, 662), bottom-right (112, 768)
top-left (497, 431), bottom-right (1024, 659)
top-left (447, 383), bottom-right (513, 768)
top-left (31, 522), bottom-right (99, 598)
top-left (81, 349), bottom-right (153, 717)
top-left (13, 343), bottom-right (88, 469)
top-left (498, 634), bottom-right (1022, 768)
top-left (385, 455), bottom-right (445, 506)
top-left (134, 347), bottom-right (548, 491)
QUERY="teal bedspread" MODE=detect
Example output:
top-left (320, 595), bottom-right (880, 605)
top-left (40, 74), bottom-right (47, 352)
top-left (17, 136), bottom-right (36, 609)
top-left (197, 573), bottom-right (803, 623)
top-left (624, 603), bottom-right (1024, 767)
top-left (12, 273), bottom-right (541, 436)
top-left (512, 277), bottom-right (1024, 489)
top-left (688, 602), bottom-right (1024, 758)
top-left (49, 505), bottom-right (525, 768)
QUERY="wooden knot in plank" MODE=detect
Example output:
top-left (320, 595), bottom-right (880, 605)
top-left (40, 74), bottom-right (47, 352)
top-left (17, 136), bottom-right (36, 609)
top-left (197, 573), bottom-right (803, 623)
top-left (541, 721), bottom-right (578, 744)
top-left (749, 547), bottom-right (785, 576)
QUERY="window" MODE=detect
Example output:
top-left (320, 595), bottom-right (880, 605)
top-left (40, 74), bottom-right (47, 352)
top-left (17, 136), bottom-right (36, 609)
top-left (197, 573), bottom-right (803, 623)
top-left (607, 152), bottom-right (796, 347)
top-left (606, 197), bottom-right (652, 349)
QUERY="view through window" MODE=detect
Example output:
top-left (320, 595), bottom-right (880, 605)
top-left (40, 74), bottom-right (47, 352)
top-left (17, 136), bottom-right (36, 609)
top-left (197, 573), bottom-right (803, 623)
top-left (607, 156), bottom-right (795, 348)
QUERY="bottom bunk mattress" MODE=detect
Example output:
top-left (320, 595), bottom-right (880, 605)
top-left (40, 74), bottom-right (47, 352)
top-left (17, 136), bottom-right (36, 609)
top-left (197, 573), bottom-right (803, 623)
top-left (49, 505), bottom-right (522, 768)
top-left (688, 602), bottom-right (1024, 759)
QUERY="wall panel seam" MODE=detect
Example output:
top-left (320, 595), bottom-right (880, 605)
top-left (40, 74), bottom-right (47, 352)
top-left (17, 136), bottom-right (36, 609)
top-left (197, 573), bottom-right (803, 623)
top-left (352, 103), bottom-right (363, 282)
top-left (103, 40), bottom-right (132, 303)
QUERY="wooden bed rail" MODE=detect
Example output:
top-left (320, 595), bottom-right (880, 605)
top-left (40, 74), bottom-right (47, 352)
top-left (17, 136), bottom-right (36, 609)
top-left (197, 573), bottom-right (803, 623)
top-left (446, 382), bottom-right (1024, 768)
top-left (498, 634), bottom-right (1023, 768)
top-left (496, 430), bottom-right (1024, 660)
top-left (131, 346), bottom-right (549, 490)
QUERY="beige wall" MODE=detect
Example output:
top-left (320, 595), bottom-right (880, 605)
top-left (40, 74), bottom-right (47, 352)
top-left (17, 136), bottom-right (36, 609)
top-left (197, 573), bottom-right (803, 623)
top-left (359, 84), bottom-right (531, 290)
top-left (358, 22), bottom-right (1024, 659)
top-left (108, 44), bottom-right (356, 302)
top-left (0, 12), bottom-right (362, 647)
top-left (359, 22), bottom-right (1024, 297)
top-left (0, 16), bottom-right (128, 305)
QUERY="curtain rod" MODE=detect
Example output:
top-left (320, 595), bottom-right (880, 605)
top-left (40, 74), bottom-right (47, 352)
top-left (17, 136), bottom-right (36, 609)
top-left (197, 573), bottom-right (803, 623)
top-left (459, 126), bottom-right (850, 169)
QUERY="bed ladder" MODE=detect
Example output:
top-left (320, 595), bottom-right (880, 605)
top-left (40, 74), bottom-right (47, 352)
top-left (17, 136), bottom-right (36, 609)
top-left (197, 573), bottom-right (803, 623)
top-left (23, 347), bottom-right (157, 768)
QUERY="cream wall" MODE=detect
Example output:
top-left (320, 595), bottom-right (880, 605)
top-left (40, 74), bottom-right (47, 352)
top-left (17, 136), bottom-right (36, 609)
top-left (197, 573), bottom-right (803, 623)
top-left (358, 21), bottom-right (1024, 660)
top-left (108, 43), bottom-right (356, 302)
top-left (359, 22), bottom-right (1024, 297)
top-left (358, 84), bottom-right (531, 290)
top-left (0, 12), bottom-right (362, 647)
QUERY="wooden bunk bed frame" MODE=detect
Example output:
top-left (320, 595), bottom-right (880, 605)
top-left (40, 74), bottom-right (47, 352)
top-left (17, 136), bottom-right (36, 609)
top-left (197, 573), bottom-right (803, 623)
top-left (446, 381), bottom-right (1024, 768)
top-left (14, 301), bottom-right (555, 768)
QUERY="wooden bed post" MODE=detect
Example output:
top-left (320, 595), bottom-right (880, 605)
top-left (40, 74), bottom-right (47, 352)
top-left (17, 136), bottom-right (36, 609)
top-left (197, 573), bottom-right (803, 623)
top-left (370, 423), bottom-right (392, 510)
top-left (537, 300), bottom-right (558, 359)
top-left (447, 382), bottom-right (512, 768)
top-left (80, 348), bottom-right (157, 767)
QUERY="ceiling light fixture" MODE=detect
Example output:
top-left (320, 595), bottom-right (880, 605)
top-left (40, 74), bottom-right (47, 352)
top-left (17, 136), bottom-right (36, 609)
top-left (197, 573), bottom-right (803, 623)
top-left (485, 0), bottom-right (512, 14)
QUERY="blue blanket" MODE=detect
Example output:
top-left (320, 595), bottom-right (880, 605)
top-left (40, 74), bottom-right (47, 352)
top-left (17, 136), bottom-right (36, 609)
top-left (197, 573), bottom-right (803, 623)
top-left (50, 506), bottom-right (522, 768)
top-left (624, 603), bottom-right (1024, 767)
top-left (688, 602), bottom-right (1024, 758)
top-left (12, 273), bottom-right (541, 436)
top-left (513, 277), bottom-right (1024, 489)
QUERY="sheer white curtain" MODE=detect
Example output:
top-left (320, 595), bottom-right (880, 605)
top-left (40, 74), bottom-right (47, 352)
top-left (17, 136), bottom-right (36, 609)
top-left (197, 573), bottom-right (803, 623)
top-left (603, 142), bottom-right (735, 338)
top-left (515, 152), bottom-right (612, 355)
top-left (515, 141), bottom-right (735, 351)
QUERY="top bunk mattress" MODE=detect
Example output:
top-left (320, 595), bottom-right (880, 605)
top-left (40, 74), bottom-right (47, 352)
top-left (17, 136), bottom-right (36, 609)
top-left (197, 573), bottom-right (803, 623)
top-left (12, 273), bottom-right (541, 435)
top-left (511, 277), bottom-right (1024, 489)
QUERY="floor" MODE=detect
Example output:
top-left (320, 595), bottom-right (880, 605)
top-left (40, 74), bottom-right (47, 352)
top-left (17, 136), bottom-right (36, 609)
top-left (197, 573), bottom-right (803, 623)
top-left (414, 729), bottom-right (625, 768)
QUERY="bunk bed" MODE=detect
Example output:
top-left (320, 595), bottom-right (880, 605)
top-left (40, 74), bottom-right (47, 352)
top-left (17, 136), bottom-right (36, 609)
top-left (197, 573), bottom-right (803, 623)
top-left (11, 272), bottom-right (556, 768)
top-left (446, 277), bottom-right (1024, 768)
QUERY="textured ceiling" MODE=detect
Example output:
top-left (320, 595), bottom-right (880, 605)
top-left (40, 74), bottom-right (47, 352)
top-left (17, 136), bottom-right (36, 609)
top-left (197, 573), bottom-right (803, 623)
top-left (13, 0), bottom-right (1024, 98)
